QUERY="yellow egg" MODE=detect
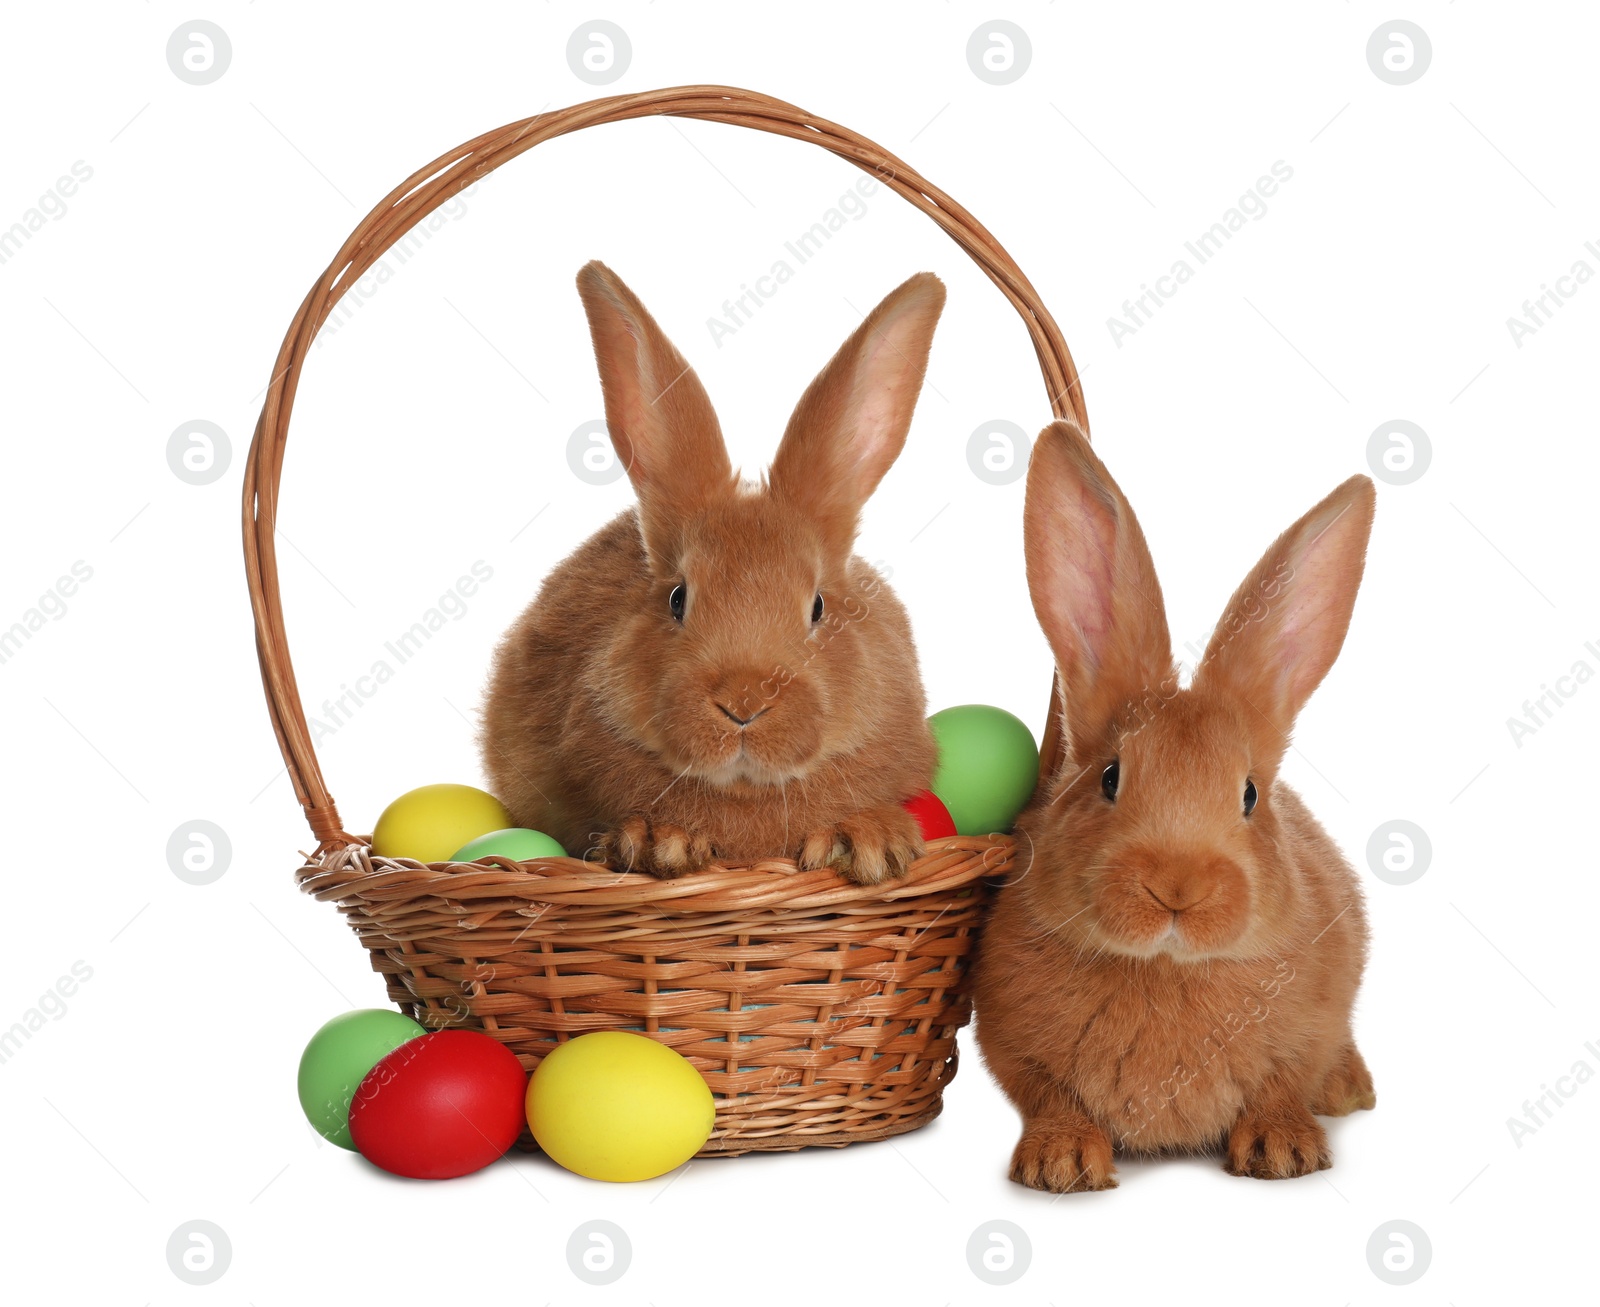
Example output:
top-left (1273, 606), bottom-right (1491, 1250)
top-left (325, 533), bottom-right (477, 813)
top-left (370, 783), bottom-right (512, 863)
top-left (526, 1031), bottom-right (715, 1181)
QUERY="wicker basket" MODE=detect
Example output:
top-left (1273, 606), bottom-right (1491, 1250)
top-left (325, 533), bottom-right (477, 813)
top-left (243, 86), bottom-right (1084, 1155)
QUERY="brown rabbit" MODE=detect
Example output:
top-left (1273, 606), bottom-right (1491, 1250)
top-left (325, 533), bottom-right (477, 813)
top-left (974, 419), bottom-right (1377, 1190)
top-left (479, 262), bottom-right (945, 883)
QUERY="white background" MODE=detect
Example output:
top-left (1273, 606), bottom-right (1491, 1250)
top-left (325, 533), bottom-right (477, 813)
top-left (2, 2), bottom-right (1594, 1302)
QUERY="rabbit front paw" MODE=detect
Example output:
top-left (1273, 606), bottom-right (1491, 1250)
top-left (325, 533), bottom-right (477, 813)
top-left (797, 803), bottom-right (924, 885)
top-left (1225, 1100), bottom-right (1331, 1179)
top-left (1010, 1122), bottom-right (1118, 1193)
top-left (599, 815), bottom-right (714, 878)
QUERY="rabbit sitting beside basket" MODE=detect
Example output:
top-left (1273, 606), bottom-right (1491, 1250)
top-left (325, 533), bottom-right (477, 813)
top-left (480, 262), bottom-right (946, 883)
top-left (974, 420), bottom-right (1377, 1190)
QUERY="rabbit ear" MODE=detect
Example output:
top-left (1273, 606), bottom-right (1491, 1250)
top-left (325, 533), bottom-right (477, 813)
top-left (1024, 420), bottom-right (1175, 759)
top-left (1195, 475), bottom-right (1375, 745)
top-left (576, 261), bottom-right (735, 559)
top-left (768, 273), bottom-right (945, 552)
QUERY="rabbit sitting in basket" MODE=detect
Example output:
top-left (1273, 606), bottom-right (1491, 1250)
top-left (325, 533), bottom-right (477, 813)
top-left (480, 262), bottom-right (946, 883)
top-left (974, 419), bottom-right (1378, 1190)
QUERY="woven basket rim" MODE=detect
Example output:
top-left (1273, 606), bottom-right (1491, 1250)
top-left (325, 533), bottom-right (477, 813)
top-left (242, 84), bottom-right (1083, 848)
top-left (299, 832), bottom-right (1010, 910)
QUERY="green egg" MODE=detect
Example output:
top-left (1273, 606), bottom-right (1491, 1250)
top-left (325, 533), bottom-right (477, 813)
top-left (928, 704), bottom-right (1040, 835)
top-left (297, 1009), bottom-right (427, 1150)
top-left (450, 827), bottom-right (568, 862)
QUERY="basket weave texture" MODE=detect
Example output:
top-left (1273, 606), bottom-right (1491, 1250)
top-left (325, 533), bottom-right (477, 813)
top-left (300, 837), bottom-right (1005, 1151)
top-left (244, 86), bottom-right (1087, 1154)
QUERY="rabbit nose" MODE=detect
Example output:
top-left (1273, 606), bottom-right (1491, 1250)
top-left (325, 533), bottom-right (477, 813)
top-left (1141, 872), bottom-right (1216, 914)
top-left (710, 670), bottom-right (775, 726)
top-left (716, 702), bottom-right (768, 727)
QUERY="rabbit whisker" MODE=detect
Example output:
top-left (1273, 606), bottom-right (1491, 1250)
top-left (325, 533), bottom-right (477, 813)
top-left (649, 762), bottom-right (695, 807)
top-left (1022, 901), bottom-right (1094, 945)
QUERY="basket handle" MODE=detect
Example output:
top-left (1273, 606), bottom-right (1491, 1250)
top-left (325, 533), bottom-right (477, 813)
top-left (242, 85), bottom-right (1084, 849)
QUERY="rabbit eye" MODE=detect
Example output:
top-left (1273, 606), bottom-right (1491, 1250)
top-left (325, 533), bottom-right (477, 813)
top-left (1101, 761), bottom-right (1120, 802)
top-left (1243, 778), bottom-right (1258, 816)
top-left (669, 583), bottom-right (686, 623)
top-left (811, 592), bottom-right (824, 624)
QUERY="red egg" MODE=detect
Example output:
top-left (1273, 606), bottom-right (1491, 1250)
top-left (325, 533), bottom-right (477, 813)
top-left (349, 1029), bottom-right (527, 1179)
top-left (904, 789), bottom-right (958, 841)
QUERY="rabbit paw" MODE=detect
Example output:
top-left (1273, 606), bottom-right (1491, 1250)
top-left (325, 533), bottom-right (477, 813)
top-left (1010, 1123), bottom-right (1118, 1193)
top-left (1311, 1044), bottom-right (1377, 1117)
top-left (797, 804), bottom-right (924, 885)
top-left (1225, 1101), bottom-right (1331, 1179)
top-left (600, 815), bottom-right (714, 878)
